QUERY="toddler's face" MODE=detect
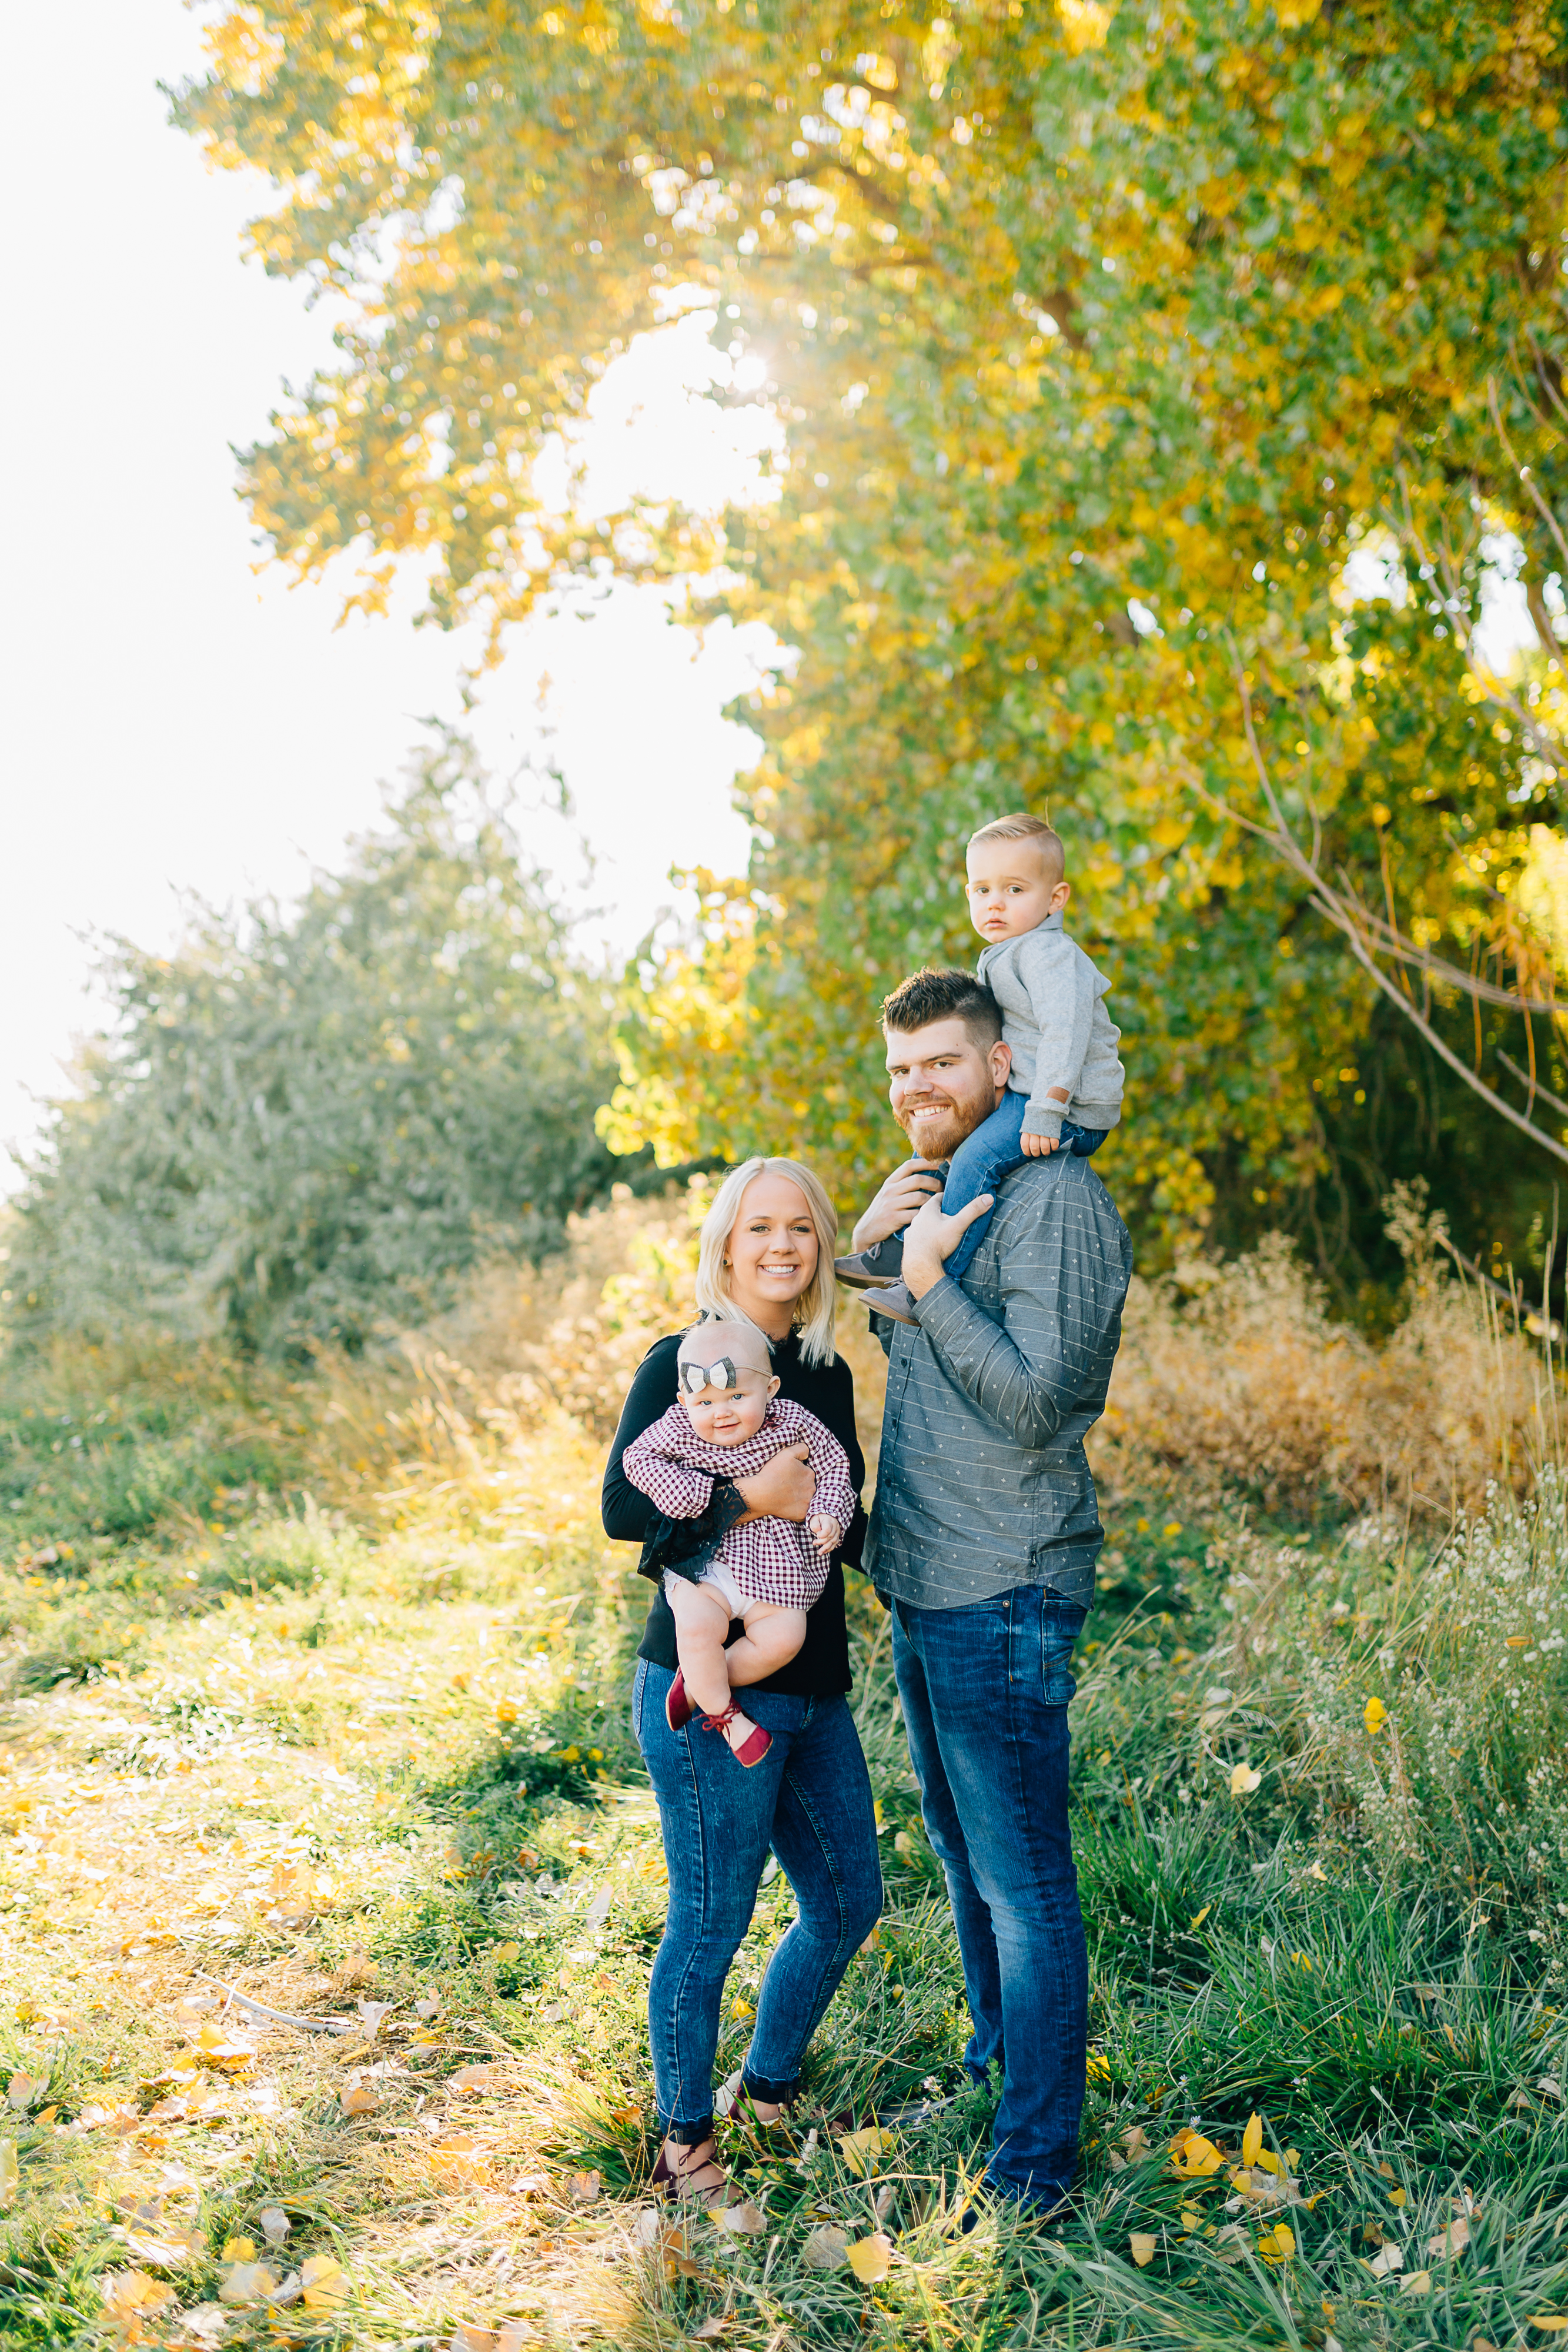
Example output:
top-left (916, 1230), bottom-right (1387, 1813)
top-left (966, 843), bottom-right (1069, 942)
top-left (678, 1366), bottom-right (778, 1448)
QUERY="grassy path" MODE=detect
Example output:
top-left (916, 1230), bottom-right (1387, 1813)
top-left (7, 1361), bottom-right (1568, 2348)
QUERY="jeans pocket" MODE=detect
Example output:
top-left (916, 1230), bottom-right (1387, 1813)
top-left (1040, 1603), bottom-right (1086, 1707)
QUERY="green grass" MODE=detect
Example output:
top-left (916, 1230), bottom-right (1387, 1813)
top-left (5, 1344), bottom-right (1568, 2348)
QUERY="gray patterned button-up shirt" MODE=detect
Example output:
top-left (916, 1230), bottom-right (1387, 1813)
top-left (865, 1152), bottom-right (1133, 1611)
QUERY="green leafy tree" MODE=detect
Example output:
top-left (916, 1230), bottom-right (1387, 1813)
top-left (9, 738), bottom-right (640, 1354)
top-left (172, 0), bottom-right (1568, 1287)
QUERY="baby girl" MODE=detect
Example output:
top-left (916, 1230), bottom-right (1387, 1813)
top-left (621, 1317), bottom-right (855, 1767)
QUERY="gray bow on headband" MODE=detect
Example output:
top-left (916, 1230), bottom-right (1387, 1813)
top-left (678, 1357), bottom-right (748, 1396)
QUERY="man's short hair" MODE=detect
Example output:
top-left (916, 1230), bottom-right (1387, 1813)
top-left (969, 810), bottom-right (1065, 887)
top-left (881, 967), bottom-right (1004, 1050)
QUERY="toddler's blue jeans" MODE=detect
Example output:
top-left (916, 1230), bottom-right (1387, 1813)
top-left (942, 1091), bottom-right (1108, 1284)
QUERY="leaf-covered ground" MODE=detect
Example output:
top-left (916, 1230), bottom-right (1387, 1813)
top-left (6, 1348), bottom-right (1568, 2350)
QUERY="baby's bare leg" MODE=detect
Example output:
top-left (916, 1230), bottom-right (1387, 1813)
top-left (665, 1577), bottom-right (740, 1717)
top-left (724, 1603), bottom-right (809, 1689)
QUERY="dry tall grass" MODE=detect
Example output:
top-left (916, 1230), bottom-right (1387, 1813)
top-left (1095, 1196), bottom-right (1557, 1520)
top-left (312, 1179), bottom-right (1557, 1534)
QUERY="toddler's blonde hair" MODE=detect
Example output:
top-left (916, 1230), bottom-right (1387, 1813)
top-left (968, 810), bottom-right (1065, 887)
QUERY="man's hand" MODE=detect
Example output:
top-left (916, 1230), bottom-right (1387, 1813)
top-left (733, 1442), bottom-right (814, 1525)
top-left (902, 1188), bottom-right (994, 1300)
top-left (1021, 1132), bottom-right (1058, 1157)
top-left (850, 1156), bottom-right (947, 1253)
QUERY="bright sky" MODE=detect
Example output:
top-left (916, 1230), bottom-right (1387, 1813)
top-left (0, 0), bottom-right (767, 1191)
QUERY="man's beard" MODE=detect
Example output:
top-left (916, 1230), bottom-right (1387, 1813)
top-left (895, 1078), bottom-right (997, 1163)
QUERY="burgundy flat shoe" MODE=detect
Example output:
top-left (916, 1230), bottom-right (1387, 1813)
top-left (666, 1669), bottom-right (696, 1732)
top-left (703, 1701), bottom-right (773, 1768)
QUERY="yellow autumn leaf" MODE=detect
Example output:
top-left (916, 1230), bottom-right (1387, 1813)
top-left (1257, 2223), bottom-right (1295, 2261)
top-left (220, 2239), bottom-right (256, 2264)
top-left (220, 2261), bottom-right (280, 2306)
top-left (340, 2080), bottom-right (380, 2116)
top-left (1365, 1696), bottom-right (1388, 1734)
top-left (1129, 2231), bottom-right (1158, 2266)
top-left (1229, 1763), bottom-right (1261, 1797)
top-left (492, 1941), bottom-right (521, 1963)
top-left (845, 2231), bottom-right (894, 2281)
top-left (5, 2073), bottom-right (46, 2110)
top-left (449, 2064), bottom-right (505, 2095)
top-left (837, 2126), bottom-right (896, 2176)
top-left (100, 2270), bottom-right (176, 2326)
top-left (717, 2201), bottom-right (766, 2234)
top-left (1085, 2050), bottom-right (1112, 2083)
top-left (1532, 2321), bottom-right (1568, 2334)
top-left (300, 2253), bottom-right (350, 2311)
top-left (1241, 2112), bottom-right (1263, 2167)
top-left (1169, 2130), bottom-right (1226, 2177)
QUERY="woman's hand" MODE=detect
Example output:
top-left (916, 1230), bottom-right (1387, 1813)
top-left (733, 1442), bottom-right (815, 1525)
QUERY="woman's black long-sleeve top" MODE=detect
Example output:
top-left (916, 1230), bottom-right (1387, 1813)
top-left (601, 1328), bottom-right (867, 1697)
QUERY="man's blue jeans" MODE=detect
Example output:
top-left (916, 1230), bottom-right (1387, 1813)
top-left (892, 1585), bottom-right (1089, 2209)
top-left (942, 1091), bottom-right (1108, 1284)
top-left (633, 1661), bottom-right (883, 2144)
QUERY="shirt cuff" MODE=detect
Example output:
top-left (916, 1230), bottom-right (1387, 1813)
top-left (1022, 1103), bottom-right (1065, 1140)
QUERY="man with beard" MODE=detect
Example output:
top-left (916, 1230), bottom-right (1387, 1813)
top-left (845, 967), bottom-right (1132, 2220)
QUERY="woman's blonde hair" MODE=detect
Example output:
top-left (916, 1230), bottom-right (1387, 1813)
top-left (693, 1157), bottom-right (840, 1368)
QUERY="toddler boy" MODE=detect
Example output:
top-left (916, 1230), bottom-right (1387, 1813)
top-left (836, 811), bottom-right (1124, 1323)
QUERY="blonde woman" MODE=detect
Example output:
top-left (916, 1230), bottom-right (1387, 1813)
top-left (602, 1158), bottom-right (881, 2206)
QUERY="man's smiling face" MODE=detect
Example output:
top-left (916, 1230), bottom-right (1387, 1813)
top-left (884, 1015), bottom-right (1010, 1162)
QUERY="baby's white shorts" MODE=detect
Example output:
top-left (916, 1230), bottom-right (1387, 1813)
top-left (664, 1561), bottom-right (746, 1616)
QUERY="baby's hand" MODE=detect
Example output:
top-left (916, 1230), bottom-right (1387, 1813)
top-left (809, 1514), bottom-right (843, 1555)
top-left (1021, 1131), bottom-right (1058, 1157)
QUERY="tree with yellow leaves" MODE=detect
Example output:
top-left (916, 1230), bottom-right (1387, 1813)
top-left (173, 0), bottom-right (1568, 1284)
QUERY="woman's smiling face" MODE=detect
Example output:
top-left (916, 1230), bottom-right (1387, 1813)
top-left (723, 1172), bottom-right (820, 1332)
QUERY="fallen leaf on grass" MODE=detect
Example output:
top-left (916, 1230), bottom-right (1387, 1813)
top-left (1399, 2269), bottom-right (1431, 2296)
top-left (496, 2325), bottom-right (532, 2352)
top-left (836, 2126), bottom-right (895, 2177)
top-left (259, 2208), bottom-right (290, 2247)
top-left (1121, 2125), bottom-right (1148, 2161)
top-left (570, 2170), bottom-right (601, 2204)
top-left (1241, 2112), bottom-right (1263, 2168)
top-left (113, 2229), bottom-right (202, 2270)
top-left (101, 2270), bottom-right (176, 2333)
top-left (689, 2319), bottom-right (727, 2340)
top-left (716, 2203), bottom-right (765, 2236)
top-left (1532, 2323), bottom-right (1568, 2335)
top-left (219, 2263), bottom-right (280, 2307)
top-left (192, 2024), bottom-right (255, 2073)
top-left (1256, 2224), bottom-right (1295, 2263)
top-left (491, 1942), bottom-right (521, 1965)
top-left (339, 2082), bottom-right (380, 2117)
top-left (1128, 2232), bottom-right (1158, 2267)
top-left (6, 2073), bottom-right (47, 2110)
top-left (1368, 2243), bottom-right (1404, 2278)
top-left (1364, 1696), bottom-right (1388, 1735)
top-left (0, 2143), bottom-right (17, 2206)
top-left (1169, 2130), bottom-right (1226, 2179)
top-left (356, 2002), bottom-right (393, 2037)
top-left (449, 2325), bottom-right (496, 2352)
top-left (414, 1997), bottom-right (442, 2020)
top-left (802, 2226), bottom-right (849, 2270)
top-left (1427, 2215), bottom-right (1471, 2258)
top-left (337, 1949), bottom-right (377, 1988)
top-left (1229, 1764), bottom-right (1261, 1798)
top-left (430, 2139), bottom-right (496, 2189)
top-left (300, 2254), bottom-right (349, 2313)
top-left (845, 2233), bottom-right (894, 2282)
top-left (449, 2065), bottom-right (505, 2096)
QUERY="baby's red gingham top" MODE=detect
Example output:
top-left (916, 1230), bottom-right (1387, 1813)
top-left (620, 1396), bottom-right (856, 1611)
